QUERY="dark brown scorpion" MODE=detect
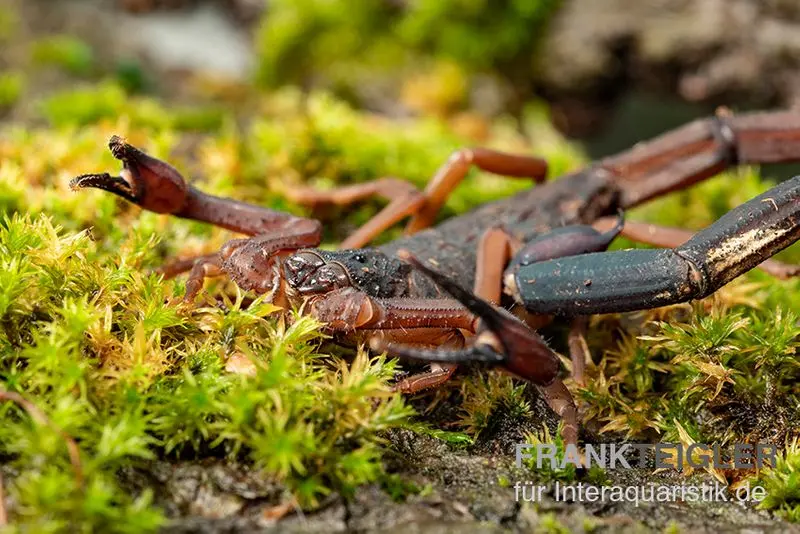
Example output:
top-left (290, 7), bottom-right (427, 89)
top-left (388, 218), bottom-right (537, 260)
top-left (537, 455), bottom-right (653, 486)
top-left (70, 109), bottom-right (800, 445)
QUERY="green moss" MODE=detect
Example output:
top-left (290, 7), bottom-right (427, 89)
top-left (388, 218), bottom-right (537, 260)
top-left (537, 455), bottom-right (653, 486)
top-left (536, 511), bottom-right (572, 534)
top-left (757, 440), bottom-right (800, 522)
top-left (0, 214), bottom-right (414, 529)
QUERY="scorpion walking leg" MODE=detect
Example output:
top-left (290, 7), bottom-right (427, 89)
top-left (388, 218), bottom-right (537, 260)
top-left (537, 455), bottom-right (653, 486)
top-left (310, 287), bottom-right (477, 392)
top-left (608, 110), bottom-right (800, 208)
top-left (286, 179), bottom-right (426, 249)
top-left (394, 227), bottom-right (518, 393)
top-left (184, 256), bottom-right (224, 302)
top-left (288, 149), bottom-right (547, 247)
top-left (157, 253), bottom-right (220, 279)
top-left (389, 253), bottom-right (579, 446)
top-left (406, 149), bottom-right (548, 234)
top-left (593, 217), bottom-right (800, 280)
top-left (567, 317), bottom-right (590, 386)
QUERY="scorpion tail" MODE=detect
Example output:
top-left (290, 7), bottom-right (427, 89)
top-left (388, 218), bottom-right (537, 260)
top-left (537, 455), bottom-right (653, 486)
top-left (390, 251), bottom-right (562, 387)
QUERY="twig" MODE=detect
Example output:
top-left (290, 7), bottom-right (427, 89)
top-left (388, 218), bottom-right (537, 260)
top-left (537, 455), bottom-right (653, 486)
top-left (0, 390), bottom-right (83, 487)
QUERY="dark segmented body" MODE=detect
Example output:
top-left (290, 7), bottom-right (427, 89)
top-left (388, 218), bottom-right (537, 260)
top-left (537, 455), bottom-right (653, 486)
top-left (360, 170), bottom-right (619, 299)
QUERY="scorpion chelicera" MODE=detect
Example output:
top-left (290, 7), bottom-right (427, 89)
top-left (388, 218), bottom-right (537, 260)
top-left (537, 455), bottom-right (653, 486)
top-left (70, 109), bottom-right (800, 445)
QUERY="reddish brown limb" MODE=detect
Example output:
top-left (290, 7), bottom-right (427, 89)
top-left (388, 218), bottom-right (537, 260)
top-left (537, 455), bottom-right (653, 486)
top-left (393, 365), bottom-right (459, 394)
top-left (364, 328), bottom-right (466, 353)
top-left (70, 137), bottom-right (325, 298)
top-left (473, 227), bottom-right (518, 304)
top-left (309, 289), bottom-right (473, 393)
top-left (594, 217), bottom-right (800, 279)
top-left (308, 288), bottom-right (477, 332)
top-left (287, 149), bottom-right (547, 247)
top-left (567, 316), bottom-right (590, 386)
top-left (540, 380), bottom-right (579, 447)
top-left (390, 227), bottom-right (519, 393)
top-left (603, 110), bottom-right (800, 207)
top-left (285, 178), bottom-right (426, 249)
top-left (406, 148), bottom-right (548, 234)
top-left (183, 256), bottom-right (224, 302)
top-left (156, 253), bottom-right (219, 279)
top-left (0, 390), bottom-right (83, 488)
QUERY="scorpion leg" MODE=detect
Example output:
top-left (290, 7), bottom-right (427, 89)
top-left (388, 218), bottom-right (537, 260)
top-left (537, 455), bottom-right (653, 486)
top-left (593, 217), bottom-right (800, 280)
top-left (308, 287), bottom-right (476, 392)
top-left (607, 110), bottom-right (800, 208)
top-left (567, 317), bottom-right (590, 386)
top-left (184, 255), bottom-right (224, 302)
top-left (157, 253), bottom-right (220, 279)
top-left (286, 178), bottom-right (426, 249)
top-left (288, 149), bottom-right (547, 247)
top-left (308, 287), bottom-right (477, 332)
top-left (388, 253), bottom-right (580, 446)
top-left (393, 226), bottom-right (519, 393)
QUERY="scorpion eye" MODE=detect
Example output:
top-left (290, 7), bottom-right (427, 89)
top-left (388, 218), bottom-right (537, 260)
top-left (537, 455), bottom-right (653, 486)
top-left (297, 262), bottom-right (351, 294)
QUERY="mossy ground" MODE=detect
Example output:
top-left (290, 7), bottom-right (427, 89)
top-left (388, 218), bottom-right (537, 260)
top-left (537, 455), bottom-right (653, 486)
top-left (1, 1), bottom-right (799, 532)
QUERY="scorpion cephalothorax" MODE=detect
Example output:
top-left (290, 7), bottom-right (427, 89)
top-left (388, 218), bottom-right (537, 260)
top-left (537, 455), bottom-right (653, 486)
top-left (70, 110), bottom-right (800, 445)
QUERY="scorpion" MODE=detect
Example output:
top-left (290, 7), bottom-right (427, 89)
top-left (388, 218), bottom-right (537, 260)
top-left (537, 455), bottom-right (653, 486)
top-left (69, 109), bottom-right (800, 446)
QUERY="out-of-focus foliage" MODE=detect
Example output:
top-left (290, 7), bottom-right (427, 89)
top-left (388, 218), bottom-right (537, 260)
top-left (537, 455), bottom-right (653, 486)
top-left (255, 0), bottom-right (563, 113)
top-left (30, 35), bottom-right (95, 76)
top-left (0, 73), bottom-right (24, 111)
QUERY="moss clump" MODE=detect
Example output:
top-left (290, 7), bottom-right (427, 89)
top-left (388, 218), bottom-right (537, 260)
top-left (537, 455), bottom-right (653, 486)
top-left (757, 439), bottom-right (800, 521)
top-left (0, 213), bottom-right (413, 530)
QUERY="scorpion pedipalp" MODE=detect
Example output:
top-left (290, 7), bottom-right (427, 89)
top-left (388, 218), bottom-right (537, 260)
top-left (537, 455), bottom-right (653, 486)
top-left (70, 135), bottom-right (189, 214)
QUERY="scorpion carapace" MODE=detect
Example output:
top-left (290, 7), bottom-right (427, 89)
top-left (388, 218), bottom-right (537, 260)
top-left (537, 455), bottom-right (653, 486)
top-left (70, 109), bottom-right (800, 445)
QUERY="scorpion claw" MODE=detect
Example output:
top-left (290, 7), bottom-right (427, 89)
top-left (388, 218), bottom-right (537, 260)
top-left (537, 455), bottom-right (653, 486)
top-left (395, 250), bottom-right (561, 386)
top-left (69, 135), bottom-right (189, 214)
top-left (69, 173), bottom-right (139, 204)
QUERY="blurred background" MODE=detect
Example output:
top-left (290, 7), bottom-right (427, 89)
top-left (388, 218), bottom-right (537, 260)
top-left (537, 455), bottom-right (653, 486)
top-left (3, 0), bottom-right (800, 155)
